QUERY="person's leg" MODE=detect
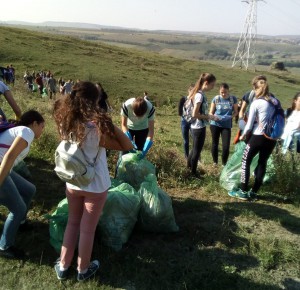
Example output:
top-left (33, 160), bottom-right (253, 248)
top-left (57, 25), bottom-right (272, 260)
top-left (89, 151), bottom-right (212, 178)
top-left (240, 136), bottom-right (261, 192)
top-left (252, 138), bottom-right (276, 193)
top-left (189, 127), bottom-right (206, 174)
top-left (77, 191), bottom-right (107, 272)
top-left (129, 128), bottom-right (149, 151)
top-left (221, 128), bottom-right (231, 166)
top-left (210, 125), bottom-right (220, 164)
top-left (181, 119), bottom-right (190, 158)
top-left (0, 171), bottom-right (35, 249)
top-left (60, 188), bottom-right (84, 269)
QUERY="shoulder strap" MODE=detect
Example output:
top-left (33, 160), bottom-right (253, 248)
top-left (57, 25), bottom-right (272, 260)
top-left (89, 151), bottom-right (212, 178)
top-left (0, 144), bottom-right (10, 149)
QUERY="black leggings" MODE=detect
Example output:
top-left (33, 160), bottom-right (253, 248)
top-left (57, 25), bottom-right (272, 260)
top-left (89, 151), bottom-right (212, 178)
top-left (210, 125), bottom-right (231, 165)
top-left (241, 135), bottom-right (276, 193)
top-left (129, 128), bottom-right (149, 151)
top-left (188, 127), bottom-right (206, 174)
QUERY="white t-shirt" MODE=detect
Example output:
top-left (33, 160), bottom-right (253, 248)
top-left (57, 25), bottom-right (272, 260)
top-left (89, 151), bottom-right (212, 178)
top-left (66, 125), bottom-right (111, 193)
top-left (281, 110), bottom-right (300, 140)
top-left (121, 98), bottom-right (155, 130)
top-left (191, 92), bottom-right (209, 129)
top-left (0, 126), bottom-right (35, 166)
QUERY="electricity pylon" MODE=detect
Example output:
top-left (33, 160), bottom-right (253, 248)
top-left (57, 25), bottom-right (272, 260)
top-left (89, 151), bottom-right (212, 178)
top-left (232, 0), bottom-right (265, 70)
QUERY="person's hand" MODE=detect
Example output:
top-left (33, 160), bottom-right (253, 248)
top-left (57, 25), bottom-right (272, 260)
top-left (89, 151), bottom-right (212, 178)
top-left (239, 134), bottom-right (245, 141)
top-left (141, 138), bottom-right (153, 158)
top-left (209, 114), bottom-right (219, 121)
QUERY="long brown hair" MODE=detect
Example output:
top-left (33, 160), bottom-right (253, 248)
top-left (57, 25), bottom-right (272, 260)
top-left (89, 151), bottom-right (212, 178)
top-left (188, 73), bottom-right (216, 100)
top-left (53, 81), bottom-right (114, 142)
top-left (252, 75), bottom-right (270, 99)
top-left (291, 92), bottom-right (300, 111)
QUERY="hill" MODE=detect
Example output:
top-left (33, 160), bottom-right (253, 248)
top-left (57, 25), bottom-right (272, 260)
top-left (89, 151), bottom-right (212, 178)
top-left (0, 26), bottom-right (299, 290)
top-left (1, 25), bottom-right (299, 108)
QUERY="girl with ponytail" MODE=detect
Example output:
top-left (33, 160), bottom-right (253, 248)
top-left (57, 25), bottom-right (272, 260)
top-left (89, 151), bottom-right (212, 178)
top-left (187, 73), bottom-right (218, 178)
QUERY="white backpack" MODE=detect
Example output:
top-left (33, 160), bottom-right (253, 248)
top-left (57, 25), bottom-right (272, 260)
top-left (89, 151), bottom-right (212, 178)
top-left (54, 139), bottom-right (99, 187)
top-left (182, 98), bottom-right (194, 123)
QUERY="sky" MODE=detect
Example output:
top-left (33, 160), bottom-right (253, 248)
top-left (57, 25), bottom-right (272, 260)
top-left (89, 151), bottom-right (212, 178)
top-left (1, 0), bottom-right (300, 36)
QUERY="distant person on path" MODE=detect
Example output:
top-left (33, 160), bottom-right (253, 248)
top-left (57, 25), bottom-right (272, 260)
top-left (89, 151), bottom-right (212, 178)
top-left (0, 110), bottom-right (45, 259)
top-left (53, 81), bottom-right (132, 282)
top-left (209, 83), bottom-right (238, 166)
top-left (47, 74), bottom-right (57, 100)
top-left (95, 82), bottom-right (111, 113)
top-left (35, 73), bottom-right (43, 95)
top-left (178, 84), bottom-right (194, 159)
top-left (187, 73), bottom-right (218, 178)
top-left (229, 77), bottom-right (282, 200)
top-left (0, 81), bottom-right (22, 120)
top-left (63, 79), bottom-right (73, 95)
top-left (121, 96), bottom-right (155, 156)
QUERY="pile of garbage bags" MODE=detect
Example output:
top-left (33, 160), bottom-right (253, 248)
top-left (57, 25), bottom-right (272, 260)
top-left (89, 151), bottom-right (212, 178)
top-left (47, 152), bottom-right (178, 252)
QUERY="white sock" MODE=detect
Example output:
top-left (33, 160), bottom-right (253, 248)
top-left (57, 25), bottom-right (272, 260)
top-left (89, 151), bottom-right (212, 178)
top-left (59, 264), bottom-right (69, 271)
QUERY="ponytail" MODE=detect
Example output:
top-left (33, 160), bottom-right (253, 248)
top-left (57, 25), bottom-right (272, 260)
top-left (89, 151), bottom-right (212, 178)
top-left (189, 73), bottom-right (216, 99)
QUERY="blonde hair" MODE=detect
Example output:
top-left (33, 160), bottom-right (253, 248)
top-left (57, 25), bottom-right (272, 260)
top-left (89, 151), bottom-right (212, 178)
top-left (252, 75), bottom-right (270, 99)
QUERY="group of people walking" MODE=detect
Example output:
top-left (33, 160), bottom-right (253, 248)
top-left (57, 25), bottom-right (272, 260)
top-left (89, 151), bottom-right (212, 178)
top-left (0, 70), bottom-right (299, 283)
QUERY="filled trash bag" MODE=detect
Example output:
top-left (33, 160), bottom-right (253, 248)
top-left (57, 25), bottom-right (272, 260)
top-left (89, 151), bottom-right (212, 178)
top-left (32, 83), bottom-right (38, 92)
top-left (138, 174), bottom-right (179, 233)
top-left (116, 152), bottom-right (156, 190)
top-left (45, 198), bottom-right (68, 253)
top-left (220, 141), bottom-right (275, 191)
top-left (13, 160), bottom-right (32, 180)
top-left (98, 183), bottom-right (141, 251)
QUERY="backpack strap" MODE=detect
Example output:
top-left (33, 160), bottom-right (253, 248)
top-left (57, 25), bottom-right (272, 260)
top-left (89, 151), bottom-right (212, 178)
top-left (0, 144), bottom-right (10, 149)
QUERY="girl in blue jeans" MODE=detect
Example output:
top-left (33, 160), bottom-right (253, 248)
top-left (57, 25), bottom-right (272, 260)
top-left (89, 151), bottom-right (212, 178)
top-left (0, 110), bottom-right (45, 259)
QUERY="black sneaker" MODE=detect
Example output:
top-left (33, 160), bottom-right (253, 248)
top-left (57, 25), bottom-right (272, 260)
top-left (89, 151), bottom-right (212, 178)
top-left (54, 262), bottom-right (69, 280)
top-left (77, 260), bottom-right (100, 282)
top-left (0, 246), bottom-right (25, 259)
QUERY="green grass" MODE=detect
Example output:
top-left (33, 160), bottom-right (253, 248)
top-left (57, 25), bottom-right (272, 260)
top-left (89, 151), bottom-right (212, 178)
top-left (0, 26), bottom-right (300, 290)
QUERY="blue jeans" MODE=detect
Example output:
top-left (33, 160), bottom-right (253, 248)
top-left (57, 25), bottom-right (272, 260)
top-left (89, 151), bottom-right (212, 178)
top-left (0, 170), bottom-right (36, 250)
top-left (181, 118), bottom-right (191, 158)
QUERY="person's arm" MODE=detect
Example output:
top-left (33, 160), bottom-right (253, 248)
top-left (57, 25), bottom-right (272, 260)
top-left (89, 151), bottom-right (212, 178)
top-left (3, 90), bottom-right (22, 119)
top-left (121, 115), bottom-right (129, 133)
top-left (209, 101), bottom-right (216, 115)
top-left (99, 125), bottom-right (133, 151)
top-left (232, 103), bottom-right (239, 118)
top-left (239, 101), bottom-right (247, 119)
top-left (193, 102), bottom-right (218, 121)
top-left (147, 120), bottom-right (154, 140)
top-left (0, 137), bottom-right (27, 185)
top-left (240, 102), bottom-right (257, 139)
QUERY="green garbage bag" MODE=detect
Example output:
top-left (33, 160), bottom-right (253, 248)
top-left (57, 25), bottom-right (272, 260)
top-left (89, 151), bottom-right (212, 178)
top-left (42, 87), bottom-right (48, 98)
top-left (32, 83), bottom-right (38, 92)
top-left (220, 141), bottom-right (275, 191)
top-left (13, 160), bottom-right (32, 180)
top-left (116, 152), bottom-right (156, 190)
top-left (138, 174), bottom-right (179, 233)
top-left (45, 198), bottom-right (68, 253)
top-left (98, 183), bottom-right (141, 251)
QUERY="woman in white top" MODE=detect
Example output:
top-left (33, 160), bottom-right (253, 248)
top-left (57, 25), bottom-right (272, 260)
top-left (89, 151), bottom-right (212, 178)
top-left (229, 77), bottom-right (281, 200)
top-left (281, 92), bottom-right (300, 153)
top-left (187, 73), bottom-right (218, 178)
top-left (0, 110), bottom-right (45, 259)
top-left (53, 81), bottom-right (133, 282)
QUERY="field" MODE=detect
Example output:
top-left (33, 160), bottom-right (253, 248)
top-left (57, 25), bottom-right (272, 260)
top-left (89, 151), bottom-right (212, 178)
top-left (0, 26), bottom-right (300, 290)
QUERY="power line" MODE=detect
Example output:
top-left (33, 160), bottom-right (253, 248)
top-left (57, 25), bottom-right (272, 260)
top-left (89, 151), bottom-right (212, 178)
top-left (232, 0), bottom-right (266, 70)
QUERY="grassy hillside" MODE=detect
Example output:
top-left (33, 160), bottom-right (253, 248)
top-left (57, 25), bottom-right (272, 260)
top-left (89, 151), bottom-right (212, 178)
top-left (0, 26), bottom-right (299, 290)
top-left (1, 26), bottom-right (300, 109)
